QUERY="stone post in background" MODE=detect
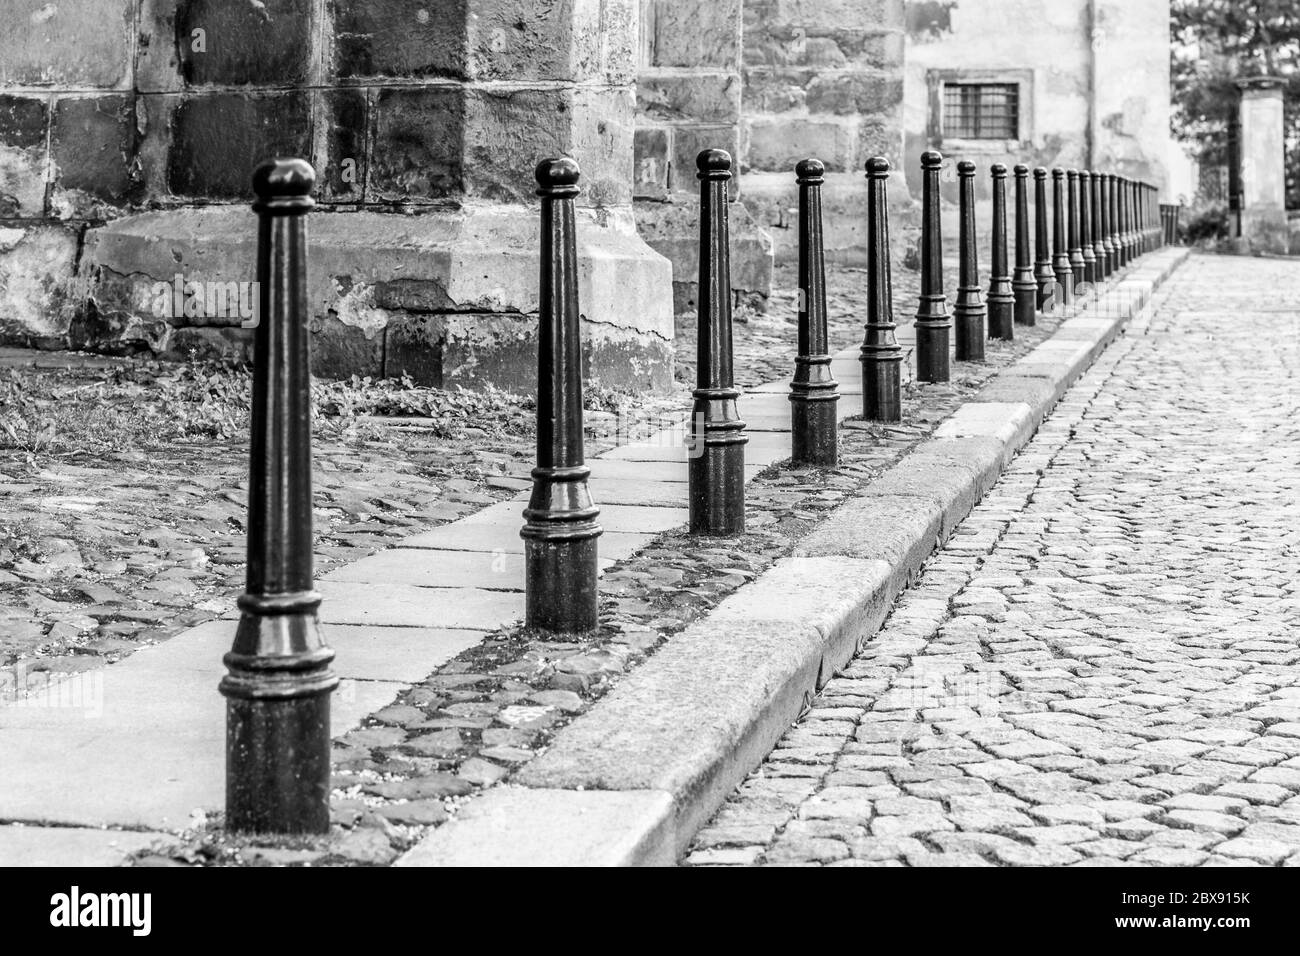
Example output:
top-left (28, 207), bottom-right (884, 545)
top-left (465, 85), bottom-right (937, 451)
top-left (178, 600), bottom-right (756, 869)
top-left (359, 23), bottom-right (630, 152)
top-left (1236, 77), bottom-right (1289, 254)
top-left (737, 0), bottom-right (908, 265)
top-left (635, 0), bottom-right (774, 315)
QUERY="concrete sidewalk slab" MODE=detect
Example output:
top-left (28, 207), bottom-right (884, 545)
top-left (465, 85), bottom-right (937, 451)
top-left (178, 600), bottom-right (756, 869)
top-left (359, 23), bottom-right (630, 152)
top-left (0, 826), bottom-right (167, 866)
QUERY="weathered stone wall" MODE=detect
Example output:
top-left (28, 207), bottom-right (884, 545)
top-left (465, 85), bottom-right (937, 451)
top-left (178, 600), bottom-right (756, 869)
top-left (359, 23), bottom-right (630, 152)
top-left (634, 0), bottom-right (773, 314)
top-left (0, 0), bottom-right (675, 393)
top-left (903, 0), bottom-right (1171, 202)
top-left (738, 0), bottom-right (909, 265)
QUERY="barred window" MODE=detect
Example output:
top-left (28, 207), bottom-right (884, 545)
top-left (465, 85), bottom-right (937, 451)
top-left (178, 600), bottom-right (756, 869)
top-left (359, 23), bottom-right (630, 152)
top-left (943, 82), bottom-right (1019, 140)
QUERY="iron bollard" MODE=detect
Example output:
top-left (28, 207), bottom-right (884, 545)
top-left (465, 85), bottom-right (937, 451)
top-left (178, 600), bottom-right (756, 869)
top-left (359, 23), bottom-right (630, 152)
top-left (221, 158), bottom-right (338, 835)
top-left (1052, 168), bottom-right (1072, 308)
top-left (1124, 177), bottom-right (1136, 263)
top-left (987, 163), bottom-right (1014, 340)
top-left (1090, 171), bottom-right (1108, 280)
top-left (1099, 172), bottom-right (1114, 277)
top-left (860, 156), bottom-right (903, 421)
top-left (1079, 170), bottom-right (1097, 287)
top-left (1108, 173), bottom-right (1122, 270)
top-left (1012, 164), bottom-right (1037, 327)
top-left (954, 160), bottom-right (986, 361)
top-left (790, 158), bottom-right (839, 465)
top-left (1033, 167), bottom-right (1054, 310)
top-left (914, 149), bottom-right (951, 383)
top-left (522, 157), bottom-right (602, 634)
top-left (689, 149), bottom-right (747, 535)
top-left (1111, 174), bottom-right (1125, 269)
top-left (1067, 169), bottom-right (1085, 292)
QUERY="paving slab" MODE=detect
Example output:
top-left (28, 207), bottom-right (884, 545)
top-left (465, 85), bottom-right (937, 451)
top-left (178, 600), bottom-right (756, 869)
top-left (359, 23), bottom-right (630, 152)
top-left (0, 826), bottom-right (168, 867)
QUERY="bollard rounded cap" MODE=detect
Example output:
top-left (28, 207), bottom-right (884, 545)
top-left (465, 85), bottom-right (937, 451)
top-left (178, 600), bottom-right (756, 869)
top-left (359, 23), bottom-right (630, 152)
top-left (991, 162), bottom-right (1007, 177)
top-left (795, 157), bottom-right (825, 181)
top-left (1067, 168), bottom-right (1079, 180)
top-left (251, 158), bottom-right (315, 211)
top-left (865, 155), bottom-right (891, 177)
top-left (1014, 163), bottom-right (1030, 176)
top-left (921, 149), bottom-right (944, 169)
top-left (1089, 170), bottom-right (1102, 181)
top-left (535, 156), bottom-right (581, 195)
top-left (957, 160), bottom-right (975, 176)
top-left (1034, 166), bottom-right (1048, 179)
top-left (1052, 167), bottom-right (1065, 179)
top-left (697, 148), bottom-right (732, 178)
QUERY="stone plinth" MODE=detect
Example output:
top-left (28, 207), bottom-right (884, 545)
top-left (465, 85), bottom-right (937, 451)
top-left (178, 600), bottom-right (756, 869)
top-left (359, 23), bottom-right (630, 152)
top-left (1237, 77), bottom-right (1289, 254)
top-left (78, 203), bottom-right (672, 392)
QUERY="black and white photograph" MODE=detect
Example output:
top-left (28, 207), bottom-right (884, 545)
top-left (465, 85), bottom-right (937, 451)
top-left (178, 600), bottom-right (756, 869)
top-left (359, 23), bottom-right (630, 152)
top-left (0, 0), bottom-right (1294, 927)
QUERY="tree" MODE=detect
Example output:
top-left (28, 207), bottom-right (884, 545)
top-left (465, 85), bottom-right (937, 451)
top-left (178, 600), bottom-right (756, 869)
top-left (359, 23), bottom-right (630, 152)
top-left (1172, 0), bottom-right (1300, 207)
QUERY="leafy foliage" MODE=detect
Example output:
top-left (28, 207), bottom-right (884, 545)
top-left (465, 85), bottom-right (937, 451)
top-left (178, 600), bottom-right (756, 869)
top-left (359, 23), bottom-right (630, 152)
top-left (1172, 0), bottom-right (1300, 207)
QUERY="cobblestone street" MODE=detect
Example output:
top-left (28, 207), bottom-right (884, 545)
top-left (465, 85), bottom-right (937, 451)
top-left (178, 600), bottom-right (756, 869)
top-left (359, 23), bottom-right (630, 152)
top-left (687, 253), bottom-right (1300, 867)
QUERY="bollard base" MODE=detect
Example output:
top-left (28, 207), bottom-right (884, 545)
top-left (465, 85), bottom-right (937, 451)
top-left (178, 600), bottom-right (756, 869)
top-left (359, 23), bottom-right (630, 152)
top-left (689, 441), bottom-right (746, 536)
top-left (914, 324), bottom-right (950, 383)
top-left (861, 357), bottom-right (902, 422)
top-left (524, 533), bottom-right (601, 635)
top-left (1013, 286), bottom-right (1037, 326)
top-left (790, 396), bottom-right (839, 467)
top-left (225, 691), bottom-right (333, 835)
top-left (988, 299), bottom-right (1014, 341)
top-left (954, 305), bottom-right (987, 362)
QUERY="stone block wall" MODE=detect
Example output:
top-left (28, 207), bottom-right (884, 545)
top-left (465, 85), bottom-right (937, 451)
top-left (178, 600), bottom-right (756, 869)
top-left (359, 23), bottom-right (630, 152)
top-left (634, 0), bottom-right (773, 314)
top-left (0, 0), bottom-right (674, 393)
top-left (737, 0), bottom-right (909, 264)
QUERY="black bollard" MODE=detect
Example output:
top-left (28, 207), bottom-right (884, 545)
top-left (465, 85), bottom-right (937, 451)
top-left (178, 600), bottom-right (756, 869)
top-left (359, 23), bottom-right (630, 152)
top-left (1033, 167), bottom-right (1054, 310)
top-left (860, 156), bottom-right (903, 421)
top-left (689, 149), bottom-right (747, 535)
top-left (1051, 168), bottom-right (1072, 308)
top-left (987, 163), bottom-right (1014, 340)
top-left (522, 157), bottom-right (602, 634)
top-left (1012, 165), bottom-right (1037, 327)
top-left (790, 158), bottom-right (839, 465)
top-left (1090, 171), bottom-right (1108, 280)
top-left (954, 160), bottom-right (986, 361)
top-left (914, 150), bottom-right (951, 383)
top-left (1097, 172), bottom-right (1113, 278)
top-left (1067, 169), bottom-right (1085, 292)
top-left (1079, 170), bottom-right (1097, 288)
top-left (1107, 173), bottom-right (1121, 271)
top-left (222, 158), bottom-right (337, 835)
top-left (1123, 177), bottom-right (1135, 263)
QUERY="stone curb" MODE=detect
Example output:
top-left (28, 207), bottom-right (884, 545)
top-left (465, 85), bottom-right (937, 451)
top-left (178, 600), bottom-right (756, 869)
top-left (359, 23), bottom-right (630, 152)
top-left (398, 248), bottom-right (1191, 867)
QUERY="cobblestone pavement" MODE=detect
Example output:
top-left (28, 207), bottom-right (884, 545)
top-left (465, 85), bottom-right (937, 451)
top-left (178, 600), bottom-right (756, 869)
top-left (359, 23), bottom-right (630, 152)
top-left (687, 253), bottom-right (1300, 867)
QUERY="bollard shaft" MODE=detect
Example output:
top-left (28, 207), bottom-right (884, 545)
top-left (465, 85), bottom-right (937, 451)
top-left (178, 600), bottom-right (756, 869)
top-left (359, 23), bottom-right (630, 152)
top-left (689, 149), bottom-right (747, 535)
top-left (523, 158), bottom-right (602, 635)
top-left (1033, 167), bottom-right (1054, 310)
top-left (861, 156), bottom-right (903, 421)
top-left (987, 163), bottom-right (1014, 341)
top-left (914, 150), bottom-right (951, 383)
top-left (222, 158), bottom-right (337, 836)
top-left (790, 158), bottom-right (839, 465)
top-left (1012, 164), bottom-right (1037, 327)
